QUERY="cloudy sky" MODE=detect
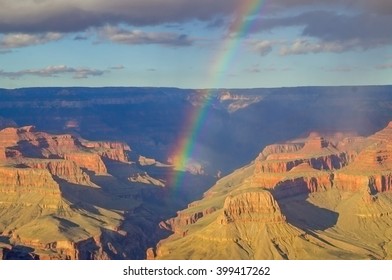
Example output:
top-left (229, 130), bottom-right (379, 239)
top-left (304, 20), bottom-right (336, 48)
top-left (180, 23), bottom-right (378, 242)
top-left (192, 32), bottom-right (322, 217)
top-left (0, 0), bottom-right (391, 88)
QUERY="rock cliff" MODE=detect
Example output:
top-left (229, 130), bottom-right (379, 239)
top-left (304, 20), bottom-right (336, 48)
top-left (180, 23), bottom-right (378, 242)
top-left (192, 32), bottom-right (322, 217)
top-left (22, 159), bottom-right (92, 186)
top-left (64, 153), bottom-right (107, 174)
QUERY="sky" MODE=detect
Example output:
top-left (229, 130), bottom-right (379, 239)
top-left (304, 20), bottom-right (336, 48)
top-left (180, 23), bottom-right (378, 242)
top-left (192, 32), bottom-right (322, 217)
top-left (0, 0), bottom-right (391, 89)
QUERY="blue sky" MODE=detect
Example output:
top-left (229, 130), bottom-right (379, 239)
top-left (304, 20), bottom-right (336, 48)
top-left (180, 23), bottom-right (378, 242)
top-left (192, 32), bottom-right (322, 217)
top-left (0, 0), bottom-right (391, 89)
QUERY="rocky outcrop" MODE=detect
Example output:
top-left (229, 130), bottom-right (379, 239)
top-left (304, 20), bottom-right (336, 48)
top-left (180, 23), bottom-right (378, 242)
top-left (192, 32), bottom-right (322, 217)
top-left (129, 172), bottom-right (165, 187)
top-left (0, 166), bottom-right (62, 210)
top-left (0, 126), bottom-right (130, 165)
top-left (64, 153), bottom-right (107, 174)
top-left (82, 141), bottom-right (130, 162)
top-left (138, 156), bottom-right (157, 166)
top-left (0, 126), bottom-right (82, 158)
top-left (0, 148), bottom-right (6, 161)
top-left (255, 153), bottom-right (348, 174)
top-left (254, 137), bottom-right (351, 177)
top-left (0, 126), bottom-right (25, 147)
top-left (23, 159), bottom-right (92, 186)
top-left (302, 136), bottom-right (329, 151)
top-left (257, 143), bottom-right (304, 161)
top-left (0, 166), bottom-right (60, 194)
top-left (219, 190), bottom-right (285, 225)
top-left (369, 121), bottom-right (392, 142)
top-left (334, 172), bottom-right (391, 193)
top-left (273, 174), bottom-right (334, 198)
top-left (11, 238), bottom-right (78, 260)
top-left (161, 207), bottom-right (217, 234)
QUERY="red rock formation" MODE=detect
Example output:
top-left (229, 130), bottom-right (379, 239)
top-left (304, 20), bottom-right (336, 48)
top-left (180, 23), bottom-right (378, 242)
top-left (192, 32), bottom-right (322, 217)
top-left (0, 127), bottom-right (22, 147)
top-left (0, 126), bottom-right (81, 158)
top-left (0, 166), bottom-right (60, 195)
top-left (257, 143), bottom-right (304, 160)
top-left (369, 121), bottom-right (392, 142)
top-left (64, 153), bottom-right (107, 174)
top-left (333, 172), bottom-right (372, 192)
top-left (255, 153), bottom-right (348, 174)
top-left (369, 174), bottom-right (392, 193)
top-left (302, 136), bottom-right (329, 151)
top-left (0, 147), bottom-right (6, 161)
top-left (146, 247), bottom-right (156, 260)
top-left (273, 174), bottom-right (333, 198)
top-left (334, 140), bottom-right (392, 194)
top-left (161, 207), bottom-right (217, 234)
top-left (23, 160), bottom-right (92, 185)
top-left (12, 238), bottom-right (78, 260)
top-left (82, 141), bottom-right (130, 162)
top-left (220, 191), bottom-right (285, 224)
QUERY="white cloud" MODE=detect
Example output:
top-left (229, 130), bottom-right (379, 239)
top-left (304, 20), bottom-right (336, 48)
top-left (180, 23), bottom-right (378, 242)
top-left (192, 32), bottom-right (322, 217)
top-left (0, 32), bottom-right (62, 49)
top-left (0, 65), bottom-right (106, 79)
top-left (250, 40), bottom-right (274, 56)
top-left (98, 26), bottom-right (192, 46)
top-left (279, 39), bottom-right (360, 55)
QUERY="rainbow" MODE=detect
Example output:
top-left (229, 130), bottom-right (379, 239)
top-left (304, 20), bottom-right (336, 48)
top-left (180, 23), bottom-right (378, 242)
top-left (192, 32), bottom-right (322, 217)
top-left (169, 0), bottom-right (266, 189)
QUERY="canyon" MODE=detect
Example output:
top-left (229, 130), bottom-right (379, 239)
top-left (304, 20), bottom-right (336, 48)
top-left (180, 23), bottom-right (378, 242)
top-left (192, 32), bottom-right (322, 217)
top-left (1, 86), bottom-right (392, 259)
top-left (0, 125), bottom-right (212, 259)
top-left (151, 122), bottom-right (392, 259)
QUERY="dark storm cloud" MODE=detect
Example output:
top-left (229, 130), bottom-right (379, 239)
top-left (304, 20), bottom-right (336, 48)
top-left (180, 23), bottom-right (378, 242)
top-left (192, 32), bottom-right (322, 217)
top-left (1, 0), bottom-right (391, 53)
top-left (254, 10), bottom-right (392, 53)
top-left (267, 0), bottom-right (392, 14)
top-left (0, 0), bottom-right (240, 33)
top-left (358, 0), bottom-right (392, 15)
top-left (0, 0), bottom-right (390, 35)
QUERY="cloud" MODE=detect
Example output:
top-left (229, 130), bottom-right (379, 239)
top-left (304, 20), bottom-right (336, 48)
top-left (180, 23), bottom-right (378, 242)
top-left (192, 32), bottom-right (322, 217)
top-left (0, 0), bottom-right (390, 35)
top-left (300, 12), bottom-right (392, 47)
top-left (98, 26), bottom-right (193, 47)
top-left (250, 40), bottom-right (274, 56)
top-left (257, 10), bottom-right (392, 52)
top-left (279, 39), bottom-right (360, 55)
top-left (74, 34), bottom-right (88, 41)
top-left (0, 0), bottom-right (241, 33)
top-left (322, 66), bottom-right (359, 72)
top-left (266, 0), bottom-right (392, 15)
top-left (110, 65), bottom-right (125, 70)
top-left (0, 0), bottom-right (391, 54)
top-left (0, 32), bottom-right (62, 49)
top-left (245, 64), bottom-right (261, 73)
top-left (375, 63), bottom-right (392, 70)
top-left (245, 64), bottom-right (292, 73)
top-left (359, 0), bottom-right (392, 15)
top-left (0, 65), bottom-right (106, 79)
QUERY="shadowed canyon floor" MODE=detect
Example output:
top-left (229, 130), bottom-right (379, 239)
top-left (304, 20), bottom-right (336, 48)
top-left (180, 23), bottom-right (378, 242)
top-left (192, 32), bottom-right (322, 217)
top-left (1, 86), bottom-right (392, 259)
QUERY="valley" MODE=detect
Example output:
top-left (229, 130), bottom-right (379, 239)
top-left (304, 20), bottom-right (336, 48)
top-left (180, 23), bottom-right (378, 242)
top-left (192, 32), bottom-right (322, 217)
top-left (1, 86), bottom-right (392, 259)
